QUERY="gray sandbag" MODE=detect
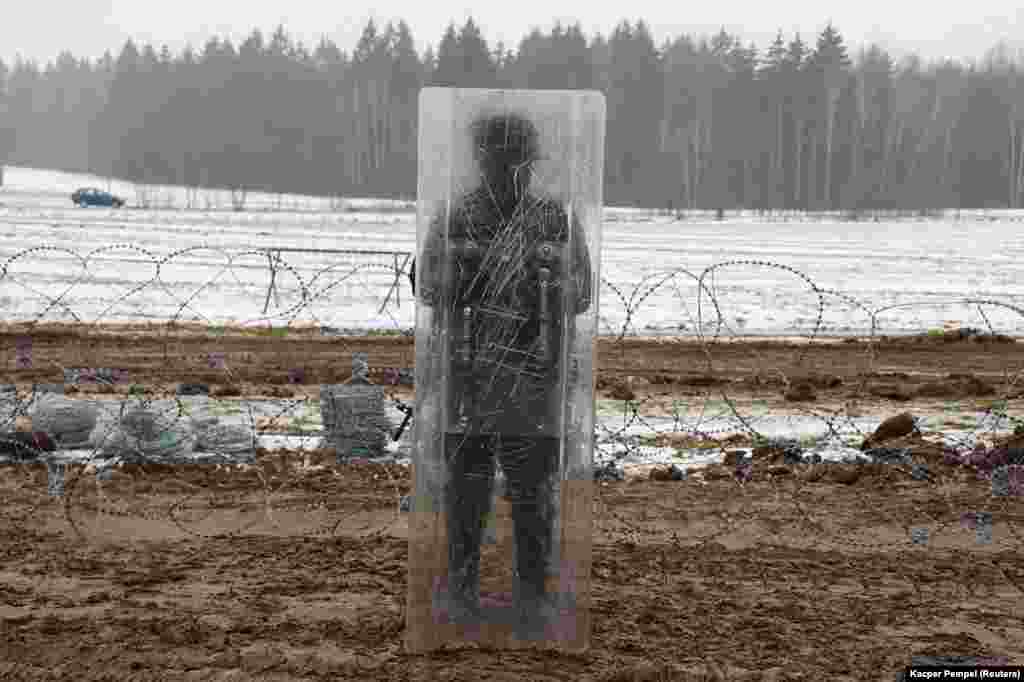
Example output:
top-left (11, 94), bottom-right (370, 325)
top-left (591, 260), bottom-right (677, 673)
top-left (190, 416), bottom-right (255, 454)
top-left (174, 395), bottom-right (254, 454)
top-left (89, 398), bottom-right (196, 462)
top-left (320, 383), bottom-right (391, 459)
top-left (27, 393), bottom-right (100, 449)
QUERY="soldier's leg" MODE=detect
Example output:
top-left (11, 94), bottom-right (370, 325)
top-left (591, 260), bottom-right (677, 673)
top-left (443, 432), bottom-right (496, 622)
top-left (496, 433), bottom-right (560, 637)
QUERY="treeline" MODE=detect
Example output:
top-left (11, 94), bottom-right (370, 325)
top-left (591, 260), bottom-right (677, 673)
top-left (1, 19), bottom-right (1024, 209)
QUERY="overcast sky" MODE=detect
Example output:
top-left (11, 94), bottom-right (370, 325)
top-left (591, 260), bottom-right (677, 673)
top-left (4, 1), bottom-right (1023, 67)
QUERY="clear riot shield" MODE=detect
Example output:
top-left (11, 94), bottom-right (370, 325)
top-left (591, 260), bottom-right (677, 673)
top-left (405, 88), bottom-right (604, 653)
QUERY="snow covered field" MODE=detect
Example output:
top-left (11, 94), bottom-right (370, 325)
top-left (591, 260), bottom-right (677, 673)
top-left (3, 165), bottom-right (1024, 338)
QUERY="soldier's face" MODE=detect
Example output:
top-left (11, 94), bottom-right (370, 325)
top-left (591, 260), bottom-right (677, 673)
top-left (479, 148), bottom-right (533, 188)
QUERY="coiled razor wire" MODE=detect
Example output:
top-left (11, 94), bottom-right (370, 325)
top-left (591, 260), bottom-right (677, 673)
top-left (0, 243), bottom-right (1023, 601)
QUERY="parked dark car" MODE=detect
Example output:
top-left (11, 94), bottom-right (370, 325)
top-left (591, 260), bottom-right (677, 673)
top-left (71, 187), bottom-right (125, 208)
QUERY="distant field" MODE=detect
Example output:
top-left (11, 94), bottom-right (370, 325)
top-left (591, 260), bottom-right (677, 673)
top-left (5, 165), bottom-right (1024, 339)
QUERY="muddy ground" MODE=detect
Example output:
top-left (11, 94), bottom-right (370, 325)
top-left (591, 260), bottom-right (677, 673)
top-left (1, 322), bottom-right (1023, 680)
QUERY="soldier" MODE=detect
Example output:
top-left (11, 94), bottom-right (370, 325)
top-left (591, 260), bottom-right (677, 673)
top-left (412, 110), bottom-right (592, 638)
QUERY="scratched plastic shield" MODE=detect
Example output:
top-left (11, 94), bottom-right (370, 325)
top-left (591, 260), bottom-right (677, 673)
top-left (405, 88), bottom-right (604, 652)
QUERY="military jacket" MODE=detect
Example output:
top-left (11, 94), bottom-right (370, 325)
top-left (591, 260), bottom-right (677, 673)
top-left (414, 189), bottom-right (592, 435)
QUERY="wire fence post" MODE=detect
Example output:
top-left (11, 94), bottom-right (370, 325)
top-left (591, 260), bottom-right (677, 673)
top-left (379, 253), bottom-right (412, 315)
top-left (262, 249), bottom-right (283, 316)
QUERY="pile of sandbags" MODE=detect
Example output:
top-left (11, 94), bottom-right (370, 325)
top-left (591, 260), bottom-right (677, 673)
top-left (320, 383), bottom-right (391, 459)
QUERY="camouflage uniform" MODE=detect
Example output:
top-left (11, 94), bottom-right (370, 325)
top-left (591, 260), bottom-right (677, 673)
top-left (413, 112), bottom-right (592, 634)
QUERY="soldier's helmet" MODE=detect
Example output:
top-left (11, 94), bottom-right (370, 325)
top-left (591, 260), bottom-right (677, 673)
top-left (471, 111), bottom-right (540, 166)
